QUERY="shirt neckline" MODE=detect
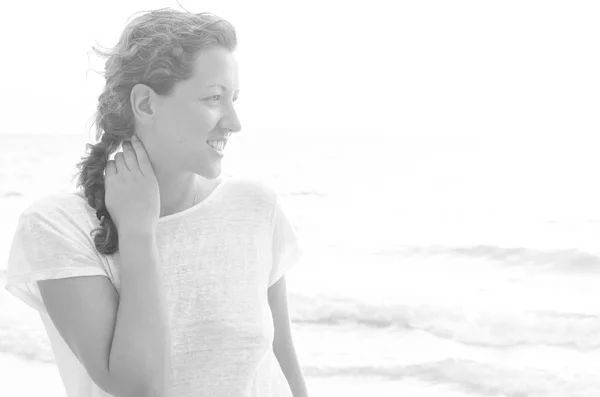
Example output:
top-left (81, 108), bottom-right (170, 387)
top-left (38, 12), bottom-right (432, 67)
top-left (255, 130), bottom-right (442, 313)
top-left (158, 177), bottom-right (229, 223)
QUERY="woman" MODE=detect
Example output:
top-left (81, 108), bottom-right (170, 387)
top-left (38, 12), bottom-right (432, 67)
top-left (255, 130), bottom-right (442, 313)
top-left (4, 8), bottom-right (308, 397)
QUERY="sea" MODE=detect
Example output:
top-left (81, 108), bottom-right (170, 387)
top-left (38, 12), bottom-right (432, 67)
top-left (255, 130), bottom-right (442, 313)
top-left (1, 131), bottom-right (599, 396)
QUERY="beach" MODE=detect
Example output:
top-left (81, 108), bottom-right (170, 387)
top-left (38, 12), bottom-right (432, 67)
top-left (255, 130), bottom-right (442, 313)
top-left (1, 133), bottom-right (600, 396)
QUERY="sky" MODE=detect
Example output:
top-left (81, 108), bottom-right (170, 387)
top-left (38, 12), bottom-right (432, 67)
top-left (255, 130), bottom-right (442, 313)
top-left (1, 0), bottom-right (598, 141)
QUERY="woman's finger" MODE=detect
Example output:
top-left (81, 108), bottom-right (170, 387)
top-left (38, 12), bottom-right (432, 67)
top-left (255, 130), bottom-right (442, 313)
top-left (130, 135), bottom-right (154, 176)
top-left (122, 141), bottom-right (139, 172)
top-left (114, 152), bottom-right (128, 173)
top-left (105, 159), bottom-right (117, 177)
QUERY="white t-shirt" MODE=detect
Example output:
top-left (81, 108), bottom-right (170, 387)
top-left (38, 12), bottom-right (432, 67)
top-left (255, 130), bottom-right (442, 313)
top-left (3, 177), bottom-right (303, 397)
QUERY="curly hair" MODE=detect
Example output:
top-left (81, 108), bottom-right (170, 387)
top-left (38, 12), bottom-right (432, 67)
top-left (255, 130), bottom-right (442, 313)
top-left (74, 7), bottom-right (237, 255)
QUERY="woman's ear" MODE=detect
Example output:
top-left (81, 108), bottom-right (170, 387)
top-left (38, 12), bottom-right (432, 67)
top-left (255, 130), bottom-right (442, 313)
top-left (130, 83), bottom-right (157, 124)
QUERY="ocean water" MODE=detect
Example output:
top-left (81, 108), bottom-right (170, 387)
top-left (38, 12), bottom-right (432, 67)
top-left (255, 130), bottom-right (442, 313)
top-left (1, 132), bottom-right (600, 396)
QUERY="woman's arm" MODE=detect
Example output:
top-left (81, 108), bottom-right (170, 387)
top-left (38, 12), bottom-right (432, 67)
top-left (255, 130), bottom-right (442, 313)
top-left (268, 276), bottom-right (309, 397)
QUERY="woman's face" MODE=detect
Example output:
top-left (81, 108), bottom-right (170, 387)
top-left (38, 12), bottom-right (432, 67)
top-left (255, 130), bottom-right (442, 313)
top-left (136, 46), bottom-right (241, 180)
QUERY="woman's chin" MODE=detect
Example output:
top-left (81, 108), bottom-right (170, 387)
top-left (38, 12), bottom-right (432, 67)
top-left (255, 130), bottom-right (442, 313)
top-left (195, 164), bottom-right (222, 180)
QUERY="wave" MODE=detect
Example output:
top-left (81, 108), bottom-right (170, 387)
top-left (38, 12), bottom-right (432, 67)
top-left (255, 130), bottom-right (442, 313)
top-left (288, 293), bottom-right (600, 349)
top-left (285, 190), bottom-right (327, 197)
top-left (0, 316), bottom-right (54, 364)
top-left (375, 244), bottom-right (600, 275)
top-left (6, 329), bottom-right (598, 397)
top-left (1, 191), bottom-right (24, 199)
top-left (303, 359), bottom-right (600, 397)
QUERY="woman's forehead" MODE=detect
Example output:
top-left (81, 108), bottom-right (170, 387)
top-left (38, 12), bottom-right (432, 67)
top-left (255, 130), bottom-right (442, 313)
top-left (189, 47), bottom-right (239, 89)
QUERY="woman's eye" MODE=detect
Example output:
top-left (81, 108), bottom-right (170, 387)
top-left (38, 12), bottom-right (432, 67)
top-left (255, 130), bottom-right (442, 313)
top-left (205, 94), bottom-right (238, 104)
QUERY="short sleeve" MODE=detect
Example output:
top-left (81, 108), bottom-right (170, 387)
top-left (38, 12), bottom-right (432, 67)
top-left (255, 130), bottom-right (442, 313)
top-left (3, 207), bottom-right (109, 315)
top-left (269, 194), bottom-right (303, 287)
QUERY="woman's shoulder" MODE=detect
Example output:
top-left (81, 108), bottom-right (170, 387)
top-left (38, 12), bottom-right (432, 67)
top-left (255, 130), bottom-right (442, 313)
top-left (224, 176), bottom-right (278, 206)
top-left (20, 189), bottom-right (96, 228)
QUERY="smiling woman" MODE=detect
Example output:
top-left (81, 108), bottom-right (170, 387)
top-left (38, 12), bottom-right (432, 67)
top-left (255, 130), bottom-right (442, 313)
top-left (3, 6), bottom-right (308, 397)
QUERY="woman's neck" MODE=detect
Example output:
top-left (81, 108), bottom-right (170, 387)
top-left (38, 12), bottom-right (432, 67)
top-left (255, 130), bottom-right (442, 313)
top-left (158, 172), bottom-right (199, 218)
top-left (158, 173), bottom-right (223, 217)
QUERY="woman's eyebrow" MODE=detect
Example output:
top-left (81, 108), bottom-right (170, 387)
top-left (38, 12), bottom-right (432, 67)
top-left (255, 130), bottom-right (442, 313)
top-left (207, 84), bottom-right (227, 91)
top-left (206, 84), bottom-right (239, 93)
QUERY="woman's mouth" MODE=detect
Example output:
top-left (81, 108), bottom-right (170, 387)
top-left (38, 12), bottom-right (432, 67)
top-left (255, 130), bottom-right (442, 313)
top-left (207, 140), bottom-right (226, 155)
